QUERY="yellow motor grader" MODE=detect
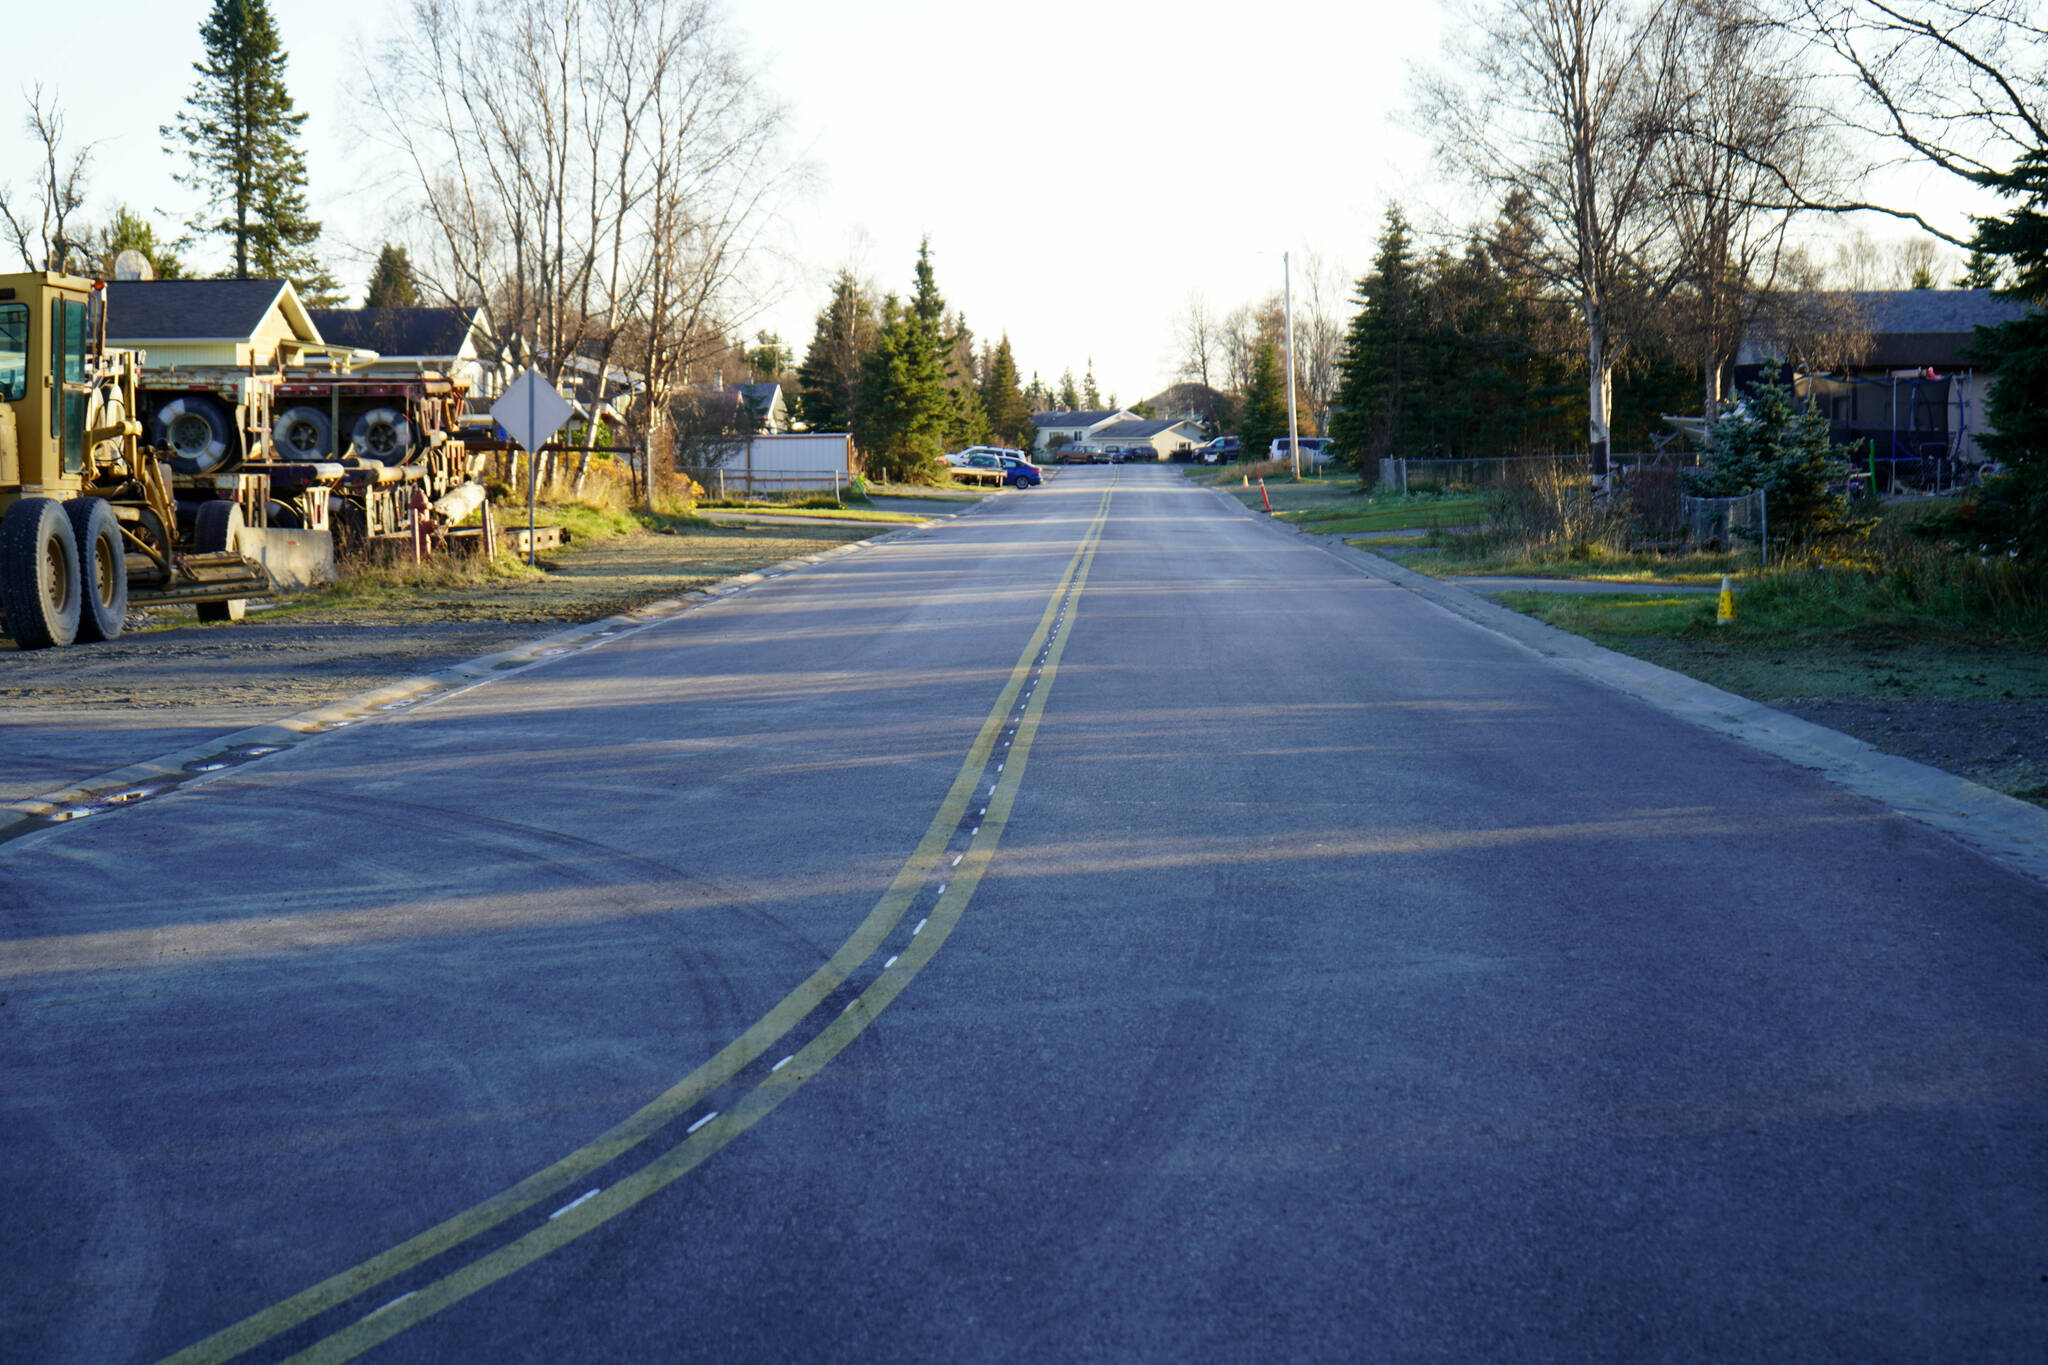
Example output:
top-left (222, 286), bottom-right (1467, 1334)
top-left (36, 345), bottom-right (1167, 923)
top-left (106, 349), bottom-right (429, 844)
top-left (0, 271), bottom-right (283, 649)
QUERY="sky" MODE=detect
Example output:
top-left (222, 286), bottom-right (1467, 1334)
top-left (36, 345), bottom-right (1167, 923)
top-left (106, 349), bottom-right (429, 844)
top-left (9, 0), bottom-right (1992, 405)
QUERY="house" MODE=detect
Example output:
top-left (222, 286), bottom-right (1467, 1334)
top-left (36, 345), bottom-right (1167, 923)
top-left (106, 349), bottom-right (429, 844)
top-left (736, 382), bottom-right (791, 433)
top-left (1084, 417), bottom-right (1207, 462)
top-left (103, 278), bottom-right (322, 368)
top-left (308, 305), bottom-right (501, 400)
top-left (1029, 407), bottom-right (1139, 455)
top-left (1735, 288), bottom-right (2037, 469)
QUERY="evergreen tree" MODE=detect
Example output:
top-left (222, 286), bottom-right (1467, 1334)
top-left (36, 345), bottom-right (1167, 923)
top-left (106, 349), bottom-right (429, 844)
top-left (1082, 362), bottom-right (1101, 409)
top-left (1689, 366), bottom-right (1853, 543)
top-left (1957, 149), bottom-right (2048, 559)
top-left (1955, 250), bottom-right (2005, 289)
top-left (1328, 204), bottom-right (1421, 471)
top-left (980, 336), bottom-right (1034, 448)
top-left (1058, 368), bottom-right (1081, 410)
top-left (164, 0), bottom-right (329, 295)
top-left (796, 269), bottom-right (879, 433)
top-left (94, 205), bottom-right (186, 279)
top-left (363, 242), bottom-right (418, 307)
top-left (1239, 342), bottom-right (1289, 463)
top-left (855, 240), bottom-right (958, 481)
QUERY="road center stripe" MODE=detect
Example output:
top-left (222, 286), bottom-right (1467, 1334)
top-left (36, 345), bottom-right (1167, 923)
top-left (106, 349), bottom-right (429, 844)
top-left (163, 482), bottom-right (1114, 1365)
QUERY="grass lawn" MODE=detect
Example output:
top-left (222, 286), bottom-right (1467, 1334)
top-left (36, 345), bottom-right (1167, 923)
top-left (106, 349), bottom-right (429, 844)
top-left (1492, 587), bottom-right (2048, 702)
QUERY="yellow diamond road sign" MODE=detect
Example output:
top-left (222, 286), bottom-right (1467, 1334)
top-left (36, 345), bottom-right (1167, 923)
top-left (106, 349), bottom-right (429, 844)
top-left (493, 367), bottom-right (575, 452)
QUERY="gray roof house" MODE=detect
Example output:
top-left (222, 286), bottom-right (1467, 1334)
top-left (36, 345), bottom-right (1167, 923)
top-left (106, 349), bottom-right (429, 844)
top-left (1029, 407), bottom-right (1138, 454)
top-left (103, 278), bottom-right (321, 367)
top-left (1086, 417), bottom-right (1206, 461)
top-left (308, 305), bottom-right (500, 398)
top-left (1735, 288), bottom-right (2039, 471)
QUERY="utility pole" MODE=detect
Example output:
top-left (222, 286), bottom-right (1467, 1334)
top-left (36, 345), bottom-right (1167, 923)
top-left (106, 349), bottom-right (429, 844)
top-left (1283, 251), bottom-right (1301, 479)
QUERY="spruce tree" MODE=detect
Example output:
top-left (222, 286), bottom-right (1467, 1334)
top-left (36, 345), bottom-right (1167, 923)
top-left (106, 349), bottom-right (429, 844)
top-left (1958, 149), bottom-right (2048, 560)
top-left (1239, 343), bottom-right (1289, 464)
top-left (797, 269), bottom-right (879, 433)
top-left (164, 0), bottom-right (328, 294)
top-left (1082, 363), bottom-right (1101, 409)
top-left (980, 336), bottom-right (1033, 448)
top-left (1689, 366), bottom-right (1852, 543)
top-left (363, 243), bottom-right (419, 307)
top-left (1329, 204), bottom-right (1420, 472)
top-left (854, 240), bottom-right (958, 481)
top-left (95, 206), bottom-right (186, 279)
top-left (1058, 368), bottom-right (1081, 410)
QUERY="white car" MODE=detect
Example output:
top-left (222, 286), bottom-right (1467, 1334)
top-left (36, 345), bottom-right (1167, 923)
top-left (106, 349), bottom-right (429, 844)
top-left (1268, 436), bottom-right (1333, 464)
top-left (946, 445), bottom-right (1024, 466)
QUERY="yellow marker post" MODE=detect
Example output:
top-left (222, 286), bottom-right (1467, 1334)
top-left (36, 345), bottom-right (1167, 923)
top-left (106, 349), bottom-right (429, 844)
top-left (1716, 575), bottom-right (1736, 625)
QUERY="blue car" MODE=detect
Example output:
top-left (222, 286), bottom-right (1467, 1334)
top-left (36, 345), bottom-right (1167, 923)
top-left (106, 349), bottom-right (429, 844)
top-left (998, 454), bottom-right (1042, 488)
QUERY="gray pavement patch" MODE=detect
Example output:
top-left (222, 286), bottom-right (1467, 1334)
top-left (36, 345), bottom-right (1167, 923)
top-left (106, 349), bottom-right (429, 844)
top-left (0, 527), bottom-right (917, 852)
top-left (1220, 487), bottom-right (2048, 891)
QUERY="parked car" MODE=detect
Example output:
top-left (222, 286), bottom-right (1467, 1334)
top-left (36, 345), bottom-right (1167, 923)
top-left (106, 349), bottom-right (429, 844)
top-left (950, 451), bottom-right (1041, 488)
top-left (1193, 436), bottom-right (1239, 465)
top-left (1268, 436), bottom-right (1333, 464)
top-left (945, 444), bottom-right (1024, 467)
top-left (998, 454), bottom-right (1042, 487)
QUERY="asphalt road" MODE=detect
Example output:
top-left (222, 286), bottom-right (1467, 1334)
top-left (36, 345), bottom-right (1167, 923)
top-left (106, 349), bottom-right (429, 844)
top-left (4, 467), bottom-right (2044, 1362)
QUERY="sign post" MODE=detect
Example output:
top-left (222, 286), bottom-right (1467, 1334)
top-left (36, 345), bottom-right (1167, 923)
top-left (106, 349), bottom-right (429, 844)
top-left (492, 368), bottom-right (575, 566)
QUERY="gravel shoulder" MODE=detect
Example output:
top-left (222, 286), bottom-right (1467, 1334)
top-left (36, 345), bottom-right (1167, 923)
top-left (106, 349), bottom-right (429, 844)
top-left (0, 520), bottom-right (886, 802)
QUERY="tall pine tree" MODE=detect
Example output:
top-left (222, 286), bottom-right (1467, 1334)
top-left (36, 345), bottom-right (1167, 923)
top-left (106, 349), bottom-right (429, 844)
top-left (980, 336), bottom-right (1033, 448)
top-left (797, 269), bottom-right (880, 434)
top-left (363, 243), bottom-right (418, 307)
top-left (164, 0), bottom-right (331, 297)
top-left (1329, 205), bottom-right (1421, 471)
top-left (1960, 149), bottom-right (2048, 560)
top-left (1239, 343), bottom-right (1289, 464)
top-left (855, 240), bottom-right (958, 481)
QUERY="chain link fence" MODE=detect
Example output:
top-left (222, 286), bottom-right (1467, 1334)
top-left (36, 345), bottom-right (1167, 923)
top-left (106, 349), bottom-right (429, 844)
top-left (1679, 490), bottom-right (1768, 564)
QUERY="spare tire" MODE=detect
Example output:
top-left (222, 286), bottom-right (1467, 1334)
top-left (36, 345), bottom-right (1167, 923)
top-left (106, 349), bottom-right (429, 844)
top-left (155, 395), bottom-right (233, 472)
top-left (65, 496), bottom-right (127, 643)
top-left (273, 405), bottom-right (333, 458)
top-left (350, 408), bottom-right (412, 463)
top-left (0, 497), bottom-right (82, 650)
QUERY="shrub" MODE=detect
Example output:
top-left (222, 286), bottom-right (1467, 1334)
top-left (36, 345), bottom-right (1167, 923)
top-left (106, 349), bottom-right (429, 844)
top-left (1688, 365), bottom-right (1855, 544)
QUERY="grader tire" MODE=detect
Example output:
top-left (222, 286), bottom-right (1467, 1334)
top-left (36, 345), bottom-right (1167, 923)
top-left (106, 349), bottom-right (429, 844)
top-left (193, 500), bottom-right (249, 624)
top-left (65, 496), bottom-right (128, 642)
top-left (0, 498), bottom-right (83, 650)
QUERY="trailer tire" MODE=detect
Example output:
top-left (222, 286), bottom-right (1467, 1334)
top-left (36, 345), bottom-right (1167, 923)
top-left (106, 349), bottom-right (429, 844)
top-left (193, 500), bottom-right (249, 623)
top-left (273, 405), bottom-right (334, 458)
top-left (0, 498), bottom-right (83, 650)
top-left (351, 408), bottom-right (412, 464)
top-left (156, 396), bottom-right (233, 472)
top-left (65, 497), bottom-right (127, 642)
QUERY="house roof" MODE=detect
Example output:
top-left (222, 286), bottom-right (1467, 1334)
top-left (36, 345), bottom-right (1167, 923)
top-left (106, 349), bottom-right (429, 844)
top-left (1846, 288), bottom-right (2034, 334)
top-left (308, 306), bottom-right (482, 358)
top-left (1031, 408), bottom-right (1127, 429)
top-left (1090, 418), bottom-right (1197, 440)
top-left (105, 278), bottom-right (318, 344)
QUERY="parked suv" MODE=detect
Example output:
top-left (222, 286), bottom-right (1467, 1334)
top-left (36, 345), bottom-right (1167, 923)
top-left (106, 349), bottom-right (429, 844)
top-left (1268, 436), bottom-right (1333, 464)
top-left (1193, 436), bottom-right (1239, 465)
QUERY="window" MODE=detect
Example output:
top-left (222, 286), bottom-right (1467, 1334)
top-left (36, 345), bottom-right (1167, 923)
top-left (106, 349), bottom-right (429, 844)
top-left (0, 303), bottom-right (25, 402)
top-left (52, 297), bottom-right (88, 473)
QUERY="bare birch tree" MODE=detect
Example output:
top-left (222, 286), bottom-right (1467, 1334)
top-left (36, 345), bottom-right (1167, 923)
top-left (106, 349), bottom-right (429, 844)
top-left (1421, 0), bottom-right (1691, 473)
top-left (0, 86), bottom-right (96, 273)
top-left (1171, 289), bottom-right (1219, 387)
top-left (1654, 0), bottom-right (1824, 422)
top-left (365, 0), bottom-right (790, 484)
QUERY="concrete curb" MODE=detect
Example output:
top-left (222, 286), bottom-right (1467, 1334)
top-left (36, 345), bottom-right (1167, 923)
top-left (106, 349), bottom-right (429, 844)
top-left (0, 521), bottom-right (932, 843)
top-left (1215, 485), bottom-right (2048, 892)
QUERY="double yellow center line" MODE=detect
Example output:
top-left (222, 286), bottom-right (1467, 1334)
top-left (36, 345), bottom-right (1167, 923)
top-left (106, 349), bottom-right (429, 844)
top-left (166, 483), bottom-right (1115, 1364)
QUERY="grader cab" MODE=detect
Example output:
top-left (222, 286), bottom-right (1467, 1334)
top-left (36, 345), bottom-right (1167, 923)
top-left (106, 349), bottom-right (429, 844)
top-left (0, 271), bottom-right (278, 649)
